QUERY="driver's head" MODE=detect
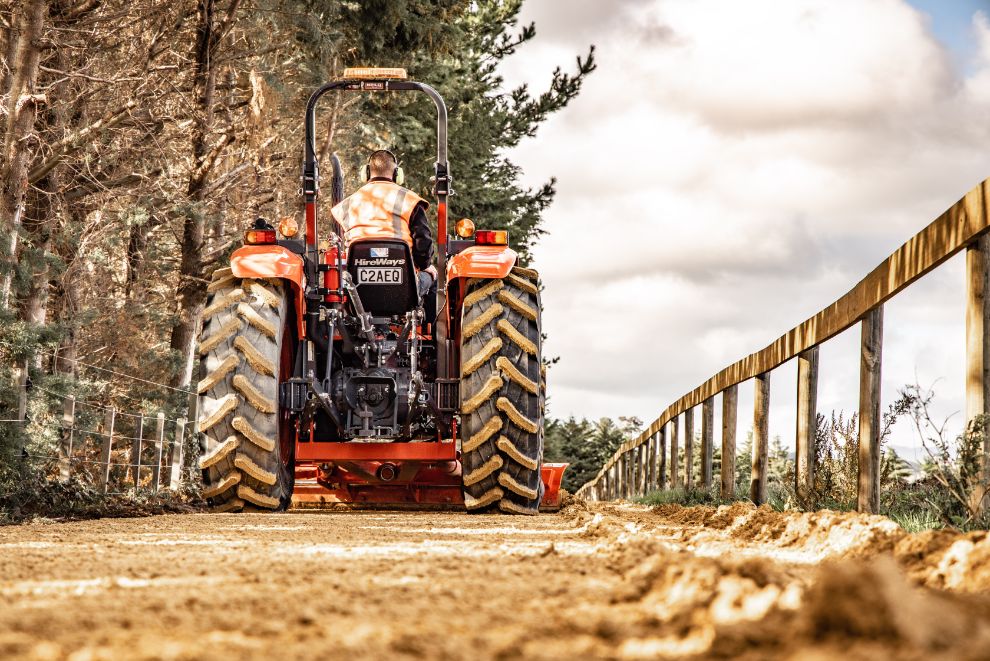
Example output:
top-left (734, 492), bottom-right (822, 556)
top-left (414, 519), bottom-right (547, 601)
top-left (368, 149), bottom-right (398, 180)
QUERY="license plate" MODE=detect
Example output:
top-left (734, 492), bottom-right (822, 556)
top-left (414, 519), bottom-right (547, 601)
top-left (358, 267), bottom-right (403, 285)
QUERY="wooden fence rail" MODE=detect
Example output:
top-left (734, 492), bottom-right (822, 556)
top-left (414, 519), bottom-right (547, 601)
top-left (577, 177), bottom-right (990, 514)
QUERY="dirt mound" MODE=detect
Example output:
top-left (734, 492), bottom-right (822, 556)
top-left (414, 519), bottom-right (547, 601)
top-left (727, 506), bottom-right (903, 559)
top-left (646, 502), bottom-right (904, 561)
top-left (895, 529), bottom-right (990, 592)
top-left (641, 501), bottom-right (990, 594)
top-left (594, 522), bottom-right (990, 659)
top-left (794, 558), bottom-right (990, 654)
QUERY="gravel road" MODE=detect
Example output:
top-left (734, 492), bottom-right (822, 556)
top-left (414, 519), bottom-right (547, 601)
top-left (3, 499), bottom-right (990, 660)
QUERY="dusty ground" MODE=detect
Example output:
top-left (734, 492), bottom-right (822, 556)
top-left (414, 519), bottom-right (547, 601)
top-left (3, 499), bottom-right (990, 660)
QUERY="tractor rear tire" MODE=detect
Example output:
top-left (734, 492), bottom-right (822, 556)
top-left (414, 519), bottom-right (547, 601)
top-left (460, 266), bottom-right (544, 514)
top-left (196, 268), bottom-right (294, 512)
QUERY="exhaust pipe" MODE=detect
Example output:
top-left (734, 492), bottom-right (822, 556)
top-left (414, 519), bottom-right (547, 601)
top-left (377, 463), bottom-right (399, 482)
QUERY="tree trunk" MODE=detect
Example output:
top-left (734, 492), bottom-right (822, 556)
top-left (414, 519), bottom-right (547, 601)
top-left (1, 0), bottom-right (46, 310)
top-left (126, 220), bottom-right (154, 299)
top-left (1, 5), bottom-right (18, 101)
top-left (168, 0), bottom-right (231, 389)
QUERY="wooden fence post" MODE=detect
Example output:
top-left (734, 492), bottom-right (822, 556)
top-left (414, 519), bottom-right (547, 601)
top-left (13, 365), bottom-right (28, 455)
top-left (701, 398), bottom-right (714, 490)
top-left (634, 445), bottom-right (646, 496)
top-left (623, 450), bottom-right (634, 499)
top-left (684, 407), bottom-right (694, 490)
top-left (722, 385), bottom-right (738, 499)
top-left (858, 306), bottom-right (884, 513)
top-left (659, 424), bottom-right (668, 490)
top-left (99, 407), bottom-right (116, 493)
top-left (169, 417), bottom-right (186, 491)
top-left (639, 444), bottom-right (647, 495)
top-left (751, 373), bottom-right (770, 505)
top-left (618, 454), bottom-right (625, 499)
top-left (15, 365), bottom-right (28, 422)
top-left (967, 234), bottom-right (990, 516)
top-left (617, 452), bottom-right (625, 499)
top-left (614, 455), bottom-right (621, 499)
top-left (645, 440), bottom-right (652, 493)
top-left (629, 450), bottom-right (635, 498)
top-left (59, 395), bottom-right (75, 483)
top-left (649, 431), bottom-right (659, 490)
top-left (796, 346), bottom-right (819, 503)
top-left (670, 415), bottom-right (680, 489)
top-left (131, 413), bottom-right (144, 487)
top-left (632, 447), bottom-right (640, 497)
top-left (152, 412), bottom-right (165, 492)
top-left (187, 389), bottom-right (199, 434)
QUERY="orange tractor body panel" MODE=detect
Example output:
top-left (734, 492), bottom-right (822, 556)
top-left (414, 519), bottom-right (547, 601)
top-left (231, 245), bottom-right (307, 339)
top-left (446, 245), bottom-right (518, 281)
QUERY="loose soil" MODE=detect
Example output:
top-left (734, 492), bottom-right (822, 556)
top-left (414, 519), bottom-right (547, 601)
top-left (2, 498), bottom-right (990, 659)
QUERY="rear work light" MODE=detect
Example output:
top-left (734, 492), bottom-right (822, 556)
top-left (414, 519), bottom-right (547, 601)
top-left (475, 230), bottom-right (508, 246)
top-left (342, 67), bottom-right (408, 80)
top-left (244, 229), bottom-right (277, 245)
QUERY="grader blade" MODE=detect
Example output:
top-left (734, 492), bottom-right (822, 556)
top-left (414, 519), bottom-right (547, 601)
top-left (291, 461), bottom-right (568, 512)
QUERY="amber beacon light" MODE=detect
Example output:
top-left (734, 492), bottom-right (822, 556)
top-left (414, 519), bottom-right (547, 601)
top-left (455, 218), bottom-right (475, 238)
top-left (278, 216), bottom-right (299, 238)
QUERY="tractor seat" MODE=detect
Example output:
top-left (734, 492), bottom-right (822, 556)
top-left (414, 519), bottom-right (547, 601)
top-left (346, 239), bottom-right (418, 319)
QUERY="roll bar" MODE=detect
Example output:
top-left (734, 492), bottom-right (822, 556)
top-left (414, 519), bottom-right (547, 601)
top-left (300, 76), bottom-right (454, 381)
top-left (301, 79), bottom-right (450, 251)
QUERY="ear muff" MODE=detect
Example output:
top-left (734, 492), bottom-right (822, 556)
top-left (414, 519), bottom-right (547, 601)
top-left (365, 149), bottom-right (403, 185)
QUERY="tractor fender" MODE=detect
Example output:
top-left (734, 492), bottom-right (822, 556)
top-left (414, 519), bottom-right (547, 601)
top-left (446, 245), bottom-right (518, 282)
top-left (230, 245), bottom-right (306, 339)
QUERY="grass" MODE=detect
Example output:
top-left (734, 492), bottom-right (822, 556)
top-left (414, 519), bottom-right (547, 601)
top-left (888, 509), bottom-right (944, 533)
top-left (638, 487), bottom-right (725, 507)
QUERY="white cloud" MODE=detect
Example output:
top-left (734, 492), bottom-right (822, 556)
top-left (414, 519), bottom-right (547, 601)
top-left (966, 11), bottom-right (990, 104)
top-left (629, 0), bottom-right (953, 131)
top-left (499, 1), bottom-right (990, 451)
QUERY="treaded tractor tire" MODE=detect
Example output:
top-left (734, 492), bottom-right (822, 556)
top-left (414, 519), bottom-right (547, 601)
top-left (196, 267), bottom-right (294, 512)
top-left (460, 266), bottom-right (544, 515)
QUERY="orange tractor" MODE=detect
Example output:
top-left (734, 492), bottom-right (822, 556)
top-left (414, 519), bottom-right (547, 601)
top-left (196, 68), bottom-right (565, 514)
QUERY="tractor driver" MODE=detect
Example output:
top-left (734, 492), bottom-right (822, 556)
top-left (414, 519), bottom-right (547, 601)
top-left (330, 149), bottom-right (437, 298)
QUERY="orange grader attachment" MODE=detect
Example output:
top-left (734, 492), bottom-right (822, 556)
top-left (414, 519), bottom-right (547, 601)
top-left (291, 461), bottom-right (569, 512)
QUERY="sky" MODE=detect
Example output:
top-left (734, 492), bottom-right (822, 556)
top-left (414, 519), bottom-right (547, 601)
top-left (498, 0), bottom-right (990, 460)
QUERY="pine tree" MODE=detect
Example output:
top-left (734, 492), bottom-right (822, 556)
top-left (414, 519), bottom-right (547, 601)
top-left (544, 415), bottom-right (639, 493)
top-left (344, 0), bottom-right (596, 264)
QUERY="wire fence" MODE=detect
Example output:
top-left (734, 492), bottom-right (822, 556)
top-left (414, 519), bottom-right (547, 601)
top-left (2, 354), bottom-right (200, 496)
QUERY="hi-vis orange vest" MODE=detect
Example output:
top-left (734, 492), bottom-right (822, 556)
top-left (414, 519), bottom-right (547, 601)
top-left (330, 181), bottom-right (426, 248)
